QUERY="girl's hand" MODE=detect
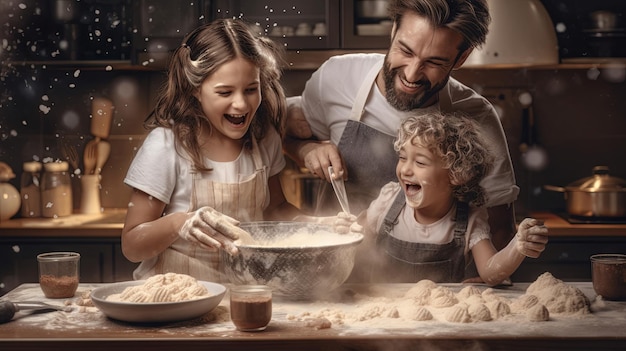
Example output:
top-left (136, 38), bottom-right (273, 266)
top-left (333, 212), bottom-right (361, 234)
top-left (178, 206), bottom-right (248, 256)
top-left (515, 218), bottom-right (549, 258)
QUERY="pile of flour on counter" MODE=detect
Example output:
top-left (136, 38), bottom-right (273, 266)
top-left (284, 272), bottom-right (593, 328)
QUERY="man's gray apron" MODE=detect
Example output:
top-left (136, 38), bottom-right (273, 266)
top-left (313, 59), bottom-right (455, 216)
top-left (373, 192), bottom-right (469, 283)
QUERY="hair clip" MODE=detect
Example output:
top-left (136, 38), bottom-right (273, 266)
top-left (181, 43), bottom-right (189, 49)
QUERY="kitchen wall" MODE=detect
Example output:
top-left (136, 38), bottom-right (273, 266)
top-left (453, 66), bottom-right (626, 217)
top-left (1, 63), bottom-right (625, 219)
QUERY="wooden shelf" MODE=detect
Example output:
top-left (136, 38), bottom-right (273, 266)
top-left (6, 52), bottom-right (626, 72)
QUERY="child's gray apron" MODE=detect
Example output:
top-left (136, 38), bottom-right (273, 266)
top-left (374, 192), bottom-right (469, 283)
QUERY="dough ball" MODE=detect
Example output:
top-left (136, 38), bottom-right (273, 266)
top-left (429, 286), bottom-right (458, 307)
top-left (386, 306), bottom-right (400, 318)
top-left (405, 279), bottom-right (436, 305)
top-left (464, 294), bottom-right (486, 306)
top-left (486, 300), bottom-right (511, 319)
top-left (510, 294), bottom-right (539, 312)
top-left (457, 285), bottom-right (483, 301)
top-left (526, 304), bottom-right (550, 321)
top-left (468, 302), bottom-right (492, 322)
top-left (445, 304), bottom-right (471, 323)
top-left (407, 306), bottom-right (433, 321)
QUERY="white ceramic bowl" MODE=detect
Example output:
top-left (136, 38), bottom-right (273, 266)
top-left (90, 280), bottom-right (226, 323)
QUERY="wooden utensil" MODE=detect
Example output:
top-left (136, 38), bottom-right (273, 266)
top-left (95, 140), bottom-right (110, 175)
top-left (91, 97), bottom-right (113, 140)
top-left (83, 139), bottom-right (98, 175)
top-left (61, 141), bottom-right (79, 171)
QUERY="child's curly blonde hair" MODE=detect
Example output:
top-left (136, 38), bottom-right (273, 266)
top-left (394, 112), bottom-right (494, 206)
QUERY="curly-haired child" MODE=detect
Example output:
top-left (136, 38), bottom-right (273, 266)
top-left (337, 112), bottom-right (548, 285)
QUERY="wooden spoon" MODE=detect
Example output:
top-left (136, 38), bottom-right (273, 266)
top-left (91, 97), bottom-right (113, 139)
top-left (95, 140), bottom-right (111, 175)
top-left (83, 139), bottom-right (98, 175)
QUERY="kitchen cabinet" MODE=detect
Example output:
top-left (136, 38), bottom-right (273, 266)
top-left (212, 0), bottom-right (341, 50)
top-left (0, 0), bottom-right (132, 62)
top-left (5, 0), bottom-right (625, 69)
top-left (341, 0), bottom-right (392, 49)
top-left (0, 210), bottom-right (136, 296)
top-left (131, 0), bottom-right (212, 66)
top-left (541, 0), bottom-right (626, 59)
top-left (210, 0), bottom-right (391, 51)
top-left (0, 237), bottom-right (137, 296)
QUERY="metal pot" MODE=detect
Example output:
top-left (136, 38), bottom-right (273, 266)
top-left (356, 0), bottom-right (389, 18)
top-left (544, 166), bottom-right (626, 217)
top-left (589, 10), bottom-right (619, 31)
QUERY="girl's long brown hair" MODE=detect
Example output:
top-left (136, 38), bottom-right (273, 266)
top-left (145, 19), bottom-right (286, 172)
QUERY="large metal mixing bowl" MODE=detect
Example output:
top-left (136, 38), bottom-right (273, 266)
top-left (220, 222), bottom-right (363, 300)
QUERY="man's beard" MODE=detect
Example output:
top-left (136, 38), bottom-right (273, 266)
top-left (382, 60), bottom-right (448, 111)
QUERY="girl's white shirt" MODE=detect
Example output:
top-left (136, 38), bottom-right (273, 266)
top-left (124, 126), bottom-right (285, 214)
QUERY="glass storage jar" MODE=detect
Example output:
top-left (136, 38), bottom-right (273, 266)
top-left (42, 161), bottom-right (73, 217)
top-left (20, 161), bottom-right (42, 217)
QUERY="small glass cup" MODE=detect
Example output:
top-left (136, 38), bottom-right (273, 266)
top-left (591, 254), bottom-right (626, 301)
top-left (37, 252), bottom-right (80, 298)
top-left (230, 285), bottom-right (272, 332)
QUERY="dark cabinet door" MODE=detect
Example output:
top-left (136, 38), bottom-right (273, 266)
top-left (342, 0), bottom-right (391, 49)
top-left (0, 237), bottom-right (137, 296)
top-left (212, 0), bottom-right (341, 50)
top-left (131, 0), bottom-right (212, 65)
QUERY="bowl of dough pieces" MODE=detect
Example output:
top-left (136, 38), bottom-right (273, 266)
top-left (221, 221), bottom-right (363, 300)
top-left (90, 273), bottom-right (226, 323)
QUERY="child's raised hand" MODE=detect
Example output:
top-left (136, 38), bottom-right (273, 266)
top-left (333, 212), bottom-right (361, 234)
top-left (515, 218), bottom-right (549, 258)
top-left (177, 206), bottom-right (248, 256)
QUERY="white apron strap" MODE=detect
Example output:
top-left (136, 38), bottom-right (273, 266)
top-left (348, 59), bottom-right (384, 122)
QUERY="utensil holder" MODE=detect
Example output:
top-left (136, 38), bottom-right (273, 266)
top-left (80, 174), bottom-right (101, 214)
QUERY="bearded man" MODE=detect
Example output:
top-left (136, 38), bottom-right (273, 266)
top-left (284, 0), bottom-right (519, 257)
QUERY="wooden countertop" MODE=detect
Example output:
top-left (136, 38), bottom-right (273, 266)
top-left (529, 212), bottom-right (626, 237)
top-left (1, 210), bottom-right (625, 238)
top-left (1, 282), bottom-right (625, 351)
top-left (0, 209), bottom-right (126, 237)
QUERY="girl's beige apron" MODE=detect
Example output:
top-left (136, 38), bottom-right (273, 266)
top-left (152, 137), bottom-right (268, 282)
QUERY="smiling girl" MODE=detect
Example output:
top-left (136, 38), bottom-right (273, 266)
top-left (122, 19), bottom-right (301, 282)
top-left (339, 112), bottom-right (549, 285)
